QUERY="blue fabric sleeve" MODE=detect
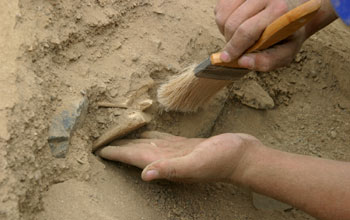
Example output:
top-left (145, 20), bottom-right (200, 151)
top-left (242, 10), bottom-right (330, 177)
top-left (330, 0), bottom-right (350, 25)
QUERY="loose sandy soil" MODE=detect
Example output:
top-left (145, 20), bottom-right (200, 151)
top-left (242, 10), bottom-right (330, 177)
top-left (1, 0), bottom-right (350, 220)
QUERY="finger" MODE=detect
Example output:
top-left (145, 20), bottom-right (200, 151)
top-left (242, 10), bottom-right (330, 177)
top-left (141, 154), bottom-right (199, 182)
top-left (284, 0), bottom-right (304, 10)
top-left (98, 145), bottom-right (160, 168)
top-left (215, 0), bottom-right (245, 35)
top-left (224, 0), bottom-right (266, 42)
top-left (140, 131), bottom-right (185, 141)
top-left (221, 3), bottom-right (288, 62)
top-left (110, 139), bottom-right (152, 146)
top-left (237, 36), bottom-right (302, 72)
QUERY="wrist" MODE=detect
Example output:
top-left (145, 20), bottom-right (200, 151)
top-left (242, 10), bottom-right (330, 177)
top-left (229, 136), bottom-right (268, 186)
top-left (304, 0), bottom-right (337, 39)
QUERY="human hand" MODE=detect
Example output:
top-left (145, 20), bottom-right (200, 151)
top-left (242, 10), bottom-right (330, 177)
top-left (98, 131), bottom-right (262, 183)
top-left (215, 0), bottom-right (308, 71)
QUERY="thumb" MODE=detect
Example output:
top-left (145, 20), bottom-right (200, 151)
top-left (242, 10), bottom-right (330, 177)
top-left (141, 155), bottom-right (196, 182)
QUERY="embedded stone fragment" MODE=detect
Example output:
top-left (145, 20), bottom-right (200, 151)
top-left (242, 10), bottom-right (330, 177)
top-left (252, 192), bottom-right (292, 211)
top-left (48, 97), bottom-right (89, 158)
top-left (237, 80), bottom-right (275, 110)
top-left (138, 99), bottom-right (153, 111)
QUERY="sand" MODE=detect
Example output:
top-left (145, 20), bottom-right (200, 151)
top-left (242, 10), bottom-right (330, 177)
top-left (1, 0), bottom-right (350, 219)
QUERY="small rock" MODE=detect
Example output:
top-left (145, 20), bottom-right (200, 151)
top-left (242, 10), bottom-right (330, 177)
top-left (48, 96), bottom-right (89, 158)
top-left (338, 101), bottom-right (350, 110)
top-left (295, 53), bottom-right (302, 63)
top-left (108, 88), bottom-right (119, 97)
top-left (156, 40), bottom-right (162, 49)
top-left (153, 8), bottom-right (165, 15)
top-left (75, 14), bottom-right (82, 20)
top-left (289, 78), bottom-right (297, 84)
top-left (310, 70), bottom-right (317, 78)
top-left (238, 80), bottom-right (275, 110)
top-left (115, 41), bottom-right (122, 49)
top-left (151, 38), bottom-right (162, 49)
top-left (96, 115), bottom-right (106, 124)
top-left (131, 55), bottom-right (140, 62)
top-left (96, 0), bottom-right (108, 7)
top-left (330, 131), bottom-right (337, 139)
top-left (34, 170), bottom-right (42, 181)
top-left (96, 51), bottom-right (102, 58)
top-left (138, 99), bottom-right (153, 111)
top-left (86, 39), bottom-right (94, 47)
top-left (252, 192), bottom-right (292, 211)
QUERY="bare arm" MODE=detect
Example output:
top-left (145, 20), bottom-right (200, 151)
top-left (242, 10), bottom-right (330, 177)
top-left (98, 132), bottom-right (350, 220)
top-left (236, 145), bottom-right (350, 220)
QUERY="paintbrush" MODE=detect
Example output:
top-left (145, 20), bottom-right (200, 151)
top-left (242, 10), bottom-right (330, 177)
top-left (158, 0), bottom-right (321, 112)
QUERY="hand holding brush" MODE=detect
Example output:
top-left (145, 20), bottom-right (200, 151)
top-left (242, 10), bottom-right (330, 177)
top-left (157, 0), bottom-right (325, 113)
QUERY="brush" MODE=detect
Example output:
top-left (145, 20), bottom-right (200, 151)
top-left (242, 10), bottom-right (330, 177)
top-left (158, 0), bottom-right (321, 112)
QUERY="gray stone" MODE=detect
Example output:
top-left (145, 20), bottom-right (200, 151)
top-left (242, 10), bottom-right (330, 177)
top-left (252, 192), bottom-right (292, 211)
top-left (48, 96), bottom-right (89, 158)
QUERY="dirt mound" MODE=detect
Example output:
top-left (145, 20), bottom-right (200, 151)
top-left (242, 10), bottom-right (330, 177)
top-left (1, 0), bottom-right (350, 219)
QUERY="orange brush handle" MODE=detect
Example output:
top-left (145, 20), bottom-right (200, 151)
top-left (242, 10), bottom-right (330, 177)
top-left (211, 0), bottom-right (321, 68)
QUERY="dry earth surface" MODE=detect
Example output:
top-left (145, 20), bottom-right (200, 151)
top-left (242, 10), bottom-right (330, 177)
top-left (1, 0), bottom-right (350, 220)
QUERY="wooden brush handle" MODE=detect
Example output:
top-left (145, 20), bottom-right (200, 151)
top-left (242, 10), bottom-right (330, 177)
top-left (211, 0), bottom-right (321, 68)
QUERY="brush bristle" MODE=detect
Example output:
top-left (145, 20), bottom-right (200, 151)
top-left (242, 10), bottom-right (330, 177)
top-left (157, 65), bottom-right (231, 112)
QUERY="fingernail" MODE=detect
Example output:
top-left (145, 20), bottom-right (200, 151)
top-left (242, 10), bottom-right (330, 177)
top-left (220, 51), bottom-right (232, 63)
top-left (97, 147), bottom-right (113, 158)
top-left (144, 170), bottom-right (159, 181)
top-left (97, 147), bottom-right (120, 161)
top-left (238, 55), bottom-right (255, 69)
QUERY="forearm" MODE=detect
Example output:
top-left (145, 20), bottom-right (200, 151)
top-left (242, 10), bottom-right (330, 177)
top-left (304, 0), bottom-right (338, 39)
top-left (234, 145), bottom-right (350, 220)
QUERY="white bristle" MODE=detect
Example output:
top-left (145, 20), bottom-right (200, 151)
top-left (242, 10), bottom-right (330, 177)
top-left (157, 65), bottom-right (231, 112)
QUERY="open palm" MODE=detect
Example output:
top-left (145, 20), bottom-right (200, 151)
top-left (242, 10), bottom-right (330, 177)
top-left (98, 131), bottom-right (259, 183)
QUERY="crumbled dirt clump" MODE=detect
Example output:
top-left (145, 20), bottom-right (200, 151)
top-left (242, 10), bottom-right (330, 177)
top-left (1, 0), bottom-right (350, 220)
